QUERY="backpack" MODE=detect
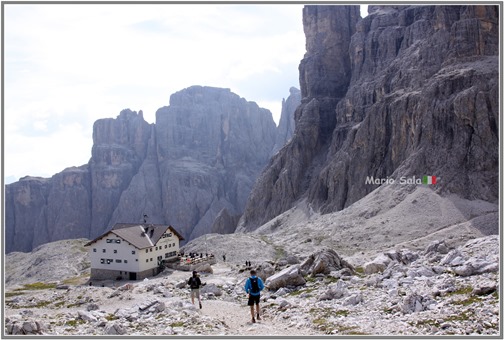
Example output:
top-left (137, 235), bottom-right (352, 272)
top-left (250, 277), bottom-right (260, 293)
top-left (189, 277), bottom-right (199, 289)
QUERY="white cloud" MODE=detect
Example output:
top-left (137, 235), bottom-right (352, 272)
top-left (4, 3), bottom-right (309, 182)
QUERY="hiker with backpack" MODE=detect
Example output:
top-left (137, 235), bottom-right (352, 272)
top-left (188, 270), bottom-right (204, 309)
top-left (244, 270), bottom-right (265, 323)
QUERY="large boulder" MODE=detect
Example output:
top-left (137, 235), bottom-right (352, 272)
top-left (363, 254), bottom-right (392, 274)
top-left (265, 265), bottom-right (306, 291)
top-left (255, 262), bottom-right (276, 281)
top-left (299, 248), bottom-right (354, 276)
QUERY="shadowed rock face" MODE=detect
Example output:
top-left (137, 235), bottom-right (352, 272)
top-left (237, 5), bottom-right (498, 232)
top-left (5, 87), bottom-right (278, 252)
top-left (154, 86), bottom-right (276, 240)
top-left (272, 87), bottom-right (301, 155)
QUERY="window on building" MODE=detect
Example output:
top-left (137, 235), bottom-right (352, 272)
top-left (93, 248), bottom-right (97, 252)
top-left (100, 259), bottom-right (105, 264)
top-left (150, 248), bottom-right (153, 252)
top-left (106, 259), bottom-right (112, 264)
top-left (165, 251), bottom-right (176, 258)
top-left (132, 250), bottom-right (136, 255)
top-left (124, 260), bottom-right (128, 263)
top-left (106, 239), bottom-right (112, 243)
top-left (150, 258), bottom-right (153, 262)
top-left (155, 246), bottom-right (158, 250)
top-left (115, 259), bottom-right (122, 263)
top-left (169, 244), bottom-right (171, 248)
top-left (146, 259), bottom-right (149, 263)
top-left (102, 249), bottom-right (106, 253)
top-left (115, 239), bottom-right (121, 244)
top-left (146, 249), bottom-right (149, 253)
top-left (136, 259), bottom-right (138, 262)
top-left (113, 250), bottom-right (118, 254)
top-left (172, 243), bottom-right (175, 247)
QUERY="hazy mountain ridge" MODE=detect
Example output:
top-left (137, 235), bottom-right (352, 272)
top-left (5, 86), bottom-right (300, 253)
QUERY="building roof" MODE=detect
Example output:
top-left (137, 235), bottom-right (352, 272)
top-left (84, 223), bottom-right (184, 249)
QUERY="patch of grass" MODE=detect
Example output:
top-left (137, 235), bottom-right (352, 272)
top-left (312, 317), bottom-right (334, 334)
top-left (334, 310), bottom-right (349, 317)
top-left (447, 286), bottom-right (472, 296)
top-left (259, 235), bottom-right (285, 260)
top-left (383, 306), bottom-right (395, 314)
top-left (16, 282), bottom-right (57, 291)
top-left (274, 246), bottom-right (286, 260)
top-left (105, 314), bottom-right (118, 321)
top-left (5, 291), bottom-right (25, 298)
top-left (54, 301), bottom-right (65, 308)
top-left (65, 319), bottom-right (85, 327)
top-left (62, 274), bottom-right (89, 285)
top-left (312, 316), bottom-right (361, 335)
top-left (354, 266), bottom-right (365, 275)
top-left (288, 287), bottom-right (317, 296)
top-left (444, 311), bottom-right (473, 322)
top-left (170, 321), bottom-right (185, 328)
top-left (260, 235), bottom-right (272, 245)
top-left (324, 276), bottom-right (339, 284)
top-left (7, 299), bottom-right (53, 309)
top-left (410, 319), bottom-right (441, 328)
top-left (347, 331), bottom-right (371, 335)
top-left (309, 306), bottom-right (356, 336)
top-left (452, 295), bottom-right (482, 307)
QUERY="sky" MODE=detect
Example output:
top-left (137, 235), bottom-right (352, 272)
top-left (3, 3), bottom-right (368, 184)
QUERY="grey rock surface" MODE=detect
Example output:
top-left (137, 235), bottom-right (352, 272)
top-left (238, 4), bottom-right (498, 232)
top-left (6, 87), bottom-right (278, 252)
top-left (272, 87), bottom-right (301, 155)
top-left (264, 265), bottom-right (306, 291)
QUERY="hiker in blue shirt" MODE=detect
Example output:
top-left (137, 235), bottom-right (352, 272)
top-left (244, 270), bottom-right (265, 323)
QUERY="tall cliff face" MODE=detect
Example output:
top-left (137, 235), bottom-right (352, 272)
top-left (272, 87), bottom-right (301, 155)
top-left (89, 109), bottom-right (153, 237)
top-left (5, 87), bottom-right (278, 253)
top-left (237, 5), bottom-right (361, 231)
top-left (155, 86), bottom-right (276, 240)
top-left (237, 5), bottom-right (499, 232)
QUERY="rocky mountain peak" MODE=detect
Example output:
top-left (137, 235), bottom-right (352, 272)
top-left (6, 86), bottom-right (282, 253)
top-left (237, 4), bottom-right (498, 232)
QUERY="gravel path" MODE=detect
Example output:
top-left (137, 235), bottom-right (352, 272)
top-left (199, 299), bottom-right (321, 336)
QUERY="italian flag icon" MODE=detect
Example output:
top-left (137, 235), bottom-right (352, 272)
top-left (422, 176), bottom-right (437, 185)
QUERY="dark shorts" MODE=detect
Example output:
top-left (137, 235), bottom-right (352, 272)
top-left (248, 294), bottom-right (260, 306)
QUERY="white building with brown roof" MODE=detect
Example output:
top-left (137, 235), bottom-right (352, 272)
top-left (85, 223), bottom-right (184, 281)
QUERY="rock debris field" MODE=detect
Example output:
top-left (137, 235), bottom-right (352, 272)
top-left (4, 235), bottom-right (499, 336)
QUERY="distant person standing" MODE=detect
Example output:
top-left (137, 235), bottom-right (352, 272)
top-left (222, 254), bottom-right (226, 262)
top-left (244, 270), bottom-right (265, 323)
top-left (188, 271), bottom-right (203, 309)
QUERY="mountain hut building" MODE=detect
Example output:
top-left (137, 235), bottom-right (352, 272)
top-left (85, 223), bottom-right (184, 281)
